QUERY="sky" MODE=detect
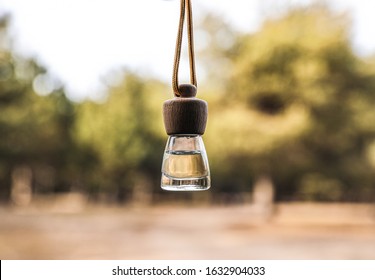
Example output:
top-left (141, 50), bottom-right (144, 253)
top-left (1, 0), bottom-right (375, 101)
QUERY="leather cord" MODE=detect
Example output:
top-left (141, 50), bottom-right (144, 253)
top-left (172, 0), bottom-right (197, 97)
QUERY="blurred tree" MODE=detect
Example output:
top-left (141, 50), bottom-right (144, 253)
top-left (203, 5), bottom-right (375, 201)
top-left (3, 3), bottom-right (375, 204)
top-left (74, 72), bottom-right (166, 202)
top-left (196, 13), bottom-right (238, 94)
top-left (0, 14), bottom-right (76, 202)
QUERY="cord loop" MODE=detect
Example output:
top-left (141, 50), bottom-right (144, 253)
top-left (172, 0), bottom-right (197, 97)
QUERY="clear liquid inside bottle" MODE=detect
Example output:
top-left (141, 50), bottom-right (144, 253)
top-left (161, 135), bottom-right (210, 191)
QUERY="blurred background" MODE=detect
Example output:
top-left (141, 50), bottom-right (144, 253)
top-left (1, 0), bottom-right (375, 259)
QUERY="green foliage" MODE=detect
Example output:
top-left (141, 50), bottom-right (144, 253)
top-left (0, 15), bottom-right (76, 199)
top-left (74, 72), bottom-right (166, 201)
top-left (2, 5), bottom-right (375, 203)
top-left (204, 4), bottom-right (375, 201)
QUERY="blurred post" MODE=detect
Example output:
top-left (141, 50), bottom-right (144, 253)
top-left (252, 175), bottom-right (275, 220)
top-left (11, 166), bottom-right (33, 207)
top-left (132, 176), bottom-right (152, 207)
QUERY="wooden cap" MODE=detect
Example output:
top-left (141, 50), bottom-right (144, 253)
top-left (163, 84), bottom-right (208, 135)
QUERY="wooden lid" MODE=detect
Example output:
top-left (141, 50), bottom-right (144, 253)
top-left (163, 84), bottom-right (208, 135)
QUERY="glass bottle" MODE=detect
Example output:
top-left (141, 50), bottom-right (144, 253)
top-left (161, 135), bottom-right (210, 191)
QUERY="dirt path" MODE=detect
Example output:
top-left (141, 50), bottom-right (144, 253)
top-left (1, 204), bottom-right (375, 259)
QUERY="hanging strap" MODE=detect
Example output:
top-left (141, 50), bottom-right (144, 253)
top-left (172, 0), bottom-right (197, 97)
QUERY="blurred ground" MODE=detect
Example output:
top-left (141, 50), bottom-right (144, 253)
top-left (1, 201), bottom-right (375, 259)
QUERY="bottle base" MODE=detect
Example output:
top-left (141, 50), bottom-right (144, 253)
top-left (161, 173), bottom-right (210, 191)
